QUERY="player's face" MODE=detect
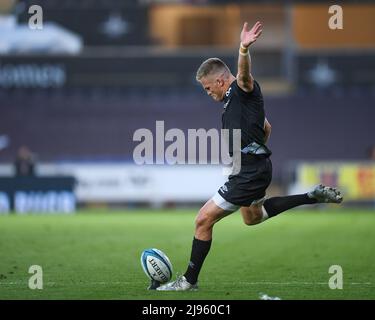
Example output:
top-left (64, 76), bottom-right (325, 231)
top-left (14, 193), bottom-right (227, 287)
top-left (199, 77), bottom-right (224, 102)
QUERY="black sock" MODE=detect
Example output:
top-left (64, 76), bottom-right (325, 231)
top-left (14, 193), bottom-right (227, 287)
top-left (184, 237), bottom-right (212, 285)
top-left (263, 194), bottom-right (317, 218)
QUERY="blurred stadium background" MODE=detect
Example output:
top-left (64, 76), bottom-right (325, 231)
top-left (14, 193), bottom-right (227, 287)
top-left (0, 0), bottom-right (375, 300)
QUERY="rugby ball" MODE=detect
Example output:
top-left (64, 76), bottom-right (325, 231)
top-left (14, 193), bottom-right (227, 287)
top-left (141, 248), bottom-right (173, 283)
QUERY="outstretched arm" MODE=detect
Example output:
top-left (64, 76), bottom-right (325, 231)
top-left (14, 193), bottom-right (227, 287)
top-left (237, 21), bottom-right (263, 93)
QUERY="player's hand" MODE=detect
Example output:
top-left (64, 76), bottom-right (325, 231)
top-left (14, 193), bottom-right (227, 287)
top-left (240, 21), bottom-right (263, 48)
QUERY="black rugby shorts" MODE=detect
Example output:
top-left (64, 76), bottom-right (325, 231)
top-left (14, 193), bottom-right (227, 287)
top-left (218, 155), bottom-right (272, 207)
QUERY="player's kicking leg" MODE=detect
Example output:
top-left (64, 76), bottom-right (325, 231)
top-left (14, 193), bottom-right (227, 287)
top-left (241, 184), bottom-right (343, 226)
top-left (157, 199), bottom-right (233, 291)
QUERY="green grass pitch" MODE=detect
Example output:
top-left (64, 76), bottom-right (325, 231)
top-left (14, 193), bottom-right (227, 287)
top-left (0, 208), bottom-right (374, 300)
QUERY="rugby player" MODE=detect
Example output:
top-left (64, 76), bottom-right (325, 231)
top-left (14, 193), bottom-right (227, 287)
top-left (157, 21), bottom-right (343, 291)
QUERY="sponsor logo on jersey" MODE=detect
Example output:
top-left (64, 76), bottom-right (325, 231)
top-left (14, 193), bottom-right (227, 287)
top-left (220, 185), bottom-right (228, 193)
top-left (223, 87), bottom-right (232, 109)
top-left (223, 98), bottom-right (231, 109)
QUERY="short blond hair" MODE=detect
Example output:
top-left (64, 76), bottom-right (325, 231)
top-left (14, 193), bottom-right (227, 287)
top-left (196, 58), bottom-right (230, 81)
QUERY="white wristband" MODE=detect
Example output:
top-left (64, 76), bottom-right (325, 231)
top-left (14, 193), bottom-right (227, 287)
top-left (240, 43), bottom-right (248, 50)
top-left (239, 50), bottom-right (249, 56)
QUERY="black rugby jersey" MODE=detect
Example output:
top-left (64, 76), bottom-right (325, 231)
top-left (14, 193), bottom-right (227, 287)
top-left (221, 79), bottom-right (270, 156)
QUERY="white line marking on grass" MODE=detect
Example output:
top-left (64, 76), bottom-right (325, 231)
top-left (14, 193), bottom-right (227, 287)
top-left (222, 281), bottom-right (373, 286)
top-left (1, 281), bottom-right (372, 286)
top-left (0, 281), bottom-right (135, 286)
top-left (0, 281), bottom-right (56, 286)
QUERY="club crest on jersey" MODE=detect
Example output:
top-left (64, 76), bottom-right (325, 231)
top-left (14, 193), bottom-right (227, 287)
top-left (225, 87), bottom-right (232, 97)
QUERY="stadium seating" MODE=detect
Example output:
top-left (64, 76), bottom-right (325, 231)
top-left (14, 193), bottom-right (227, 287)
top-left (1, 87), bottom-right (374, 182)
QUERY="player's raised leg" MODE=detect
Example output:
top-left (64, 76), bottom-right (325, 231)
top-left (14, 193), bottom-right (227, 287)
top-left (241, 199), bottom-right (268, 226)
top-left (241, 184), bottom-right (343, 225)
top-left (157, 199), bottom-right (234, 291)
